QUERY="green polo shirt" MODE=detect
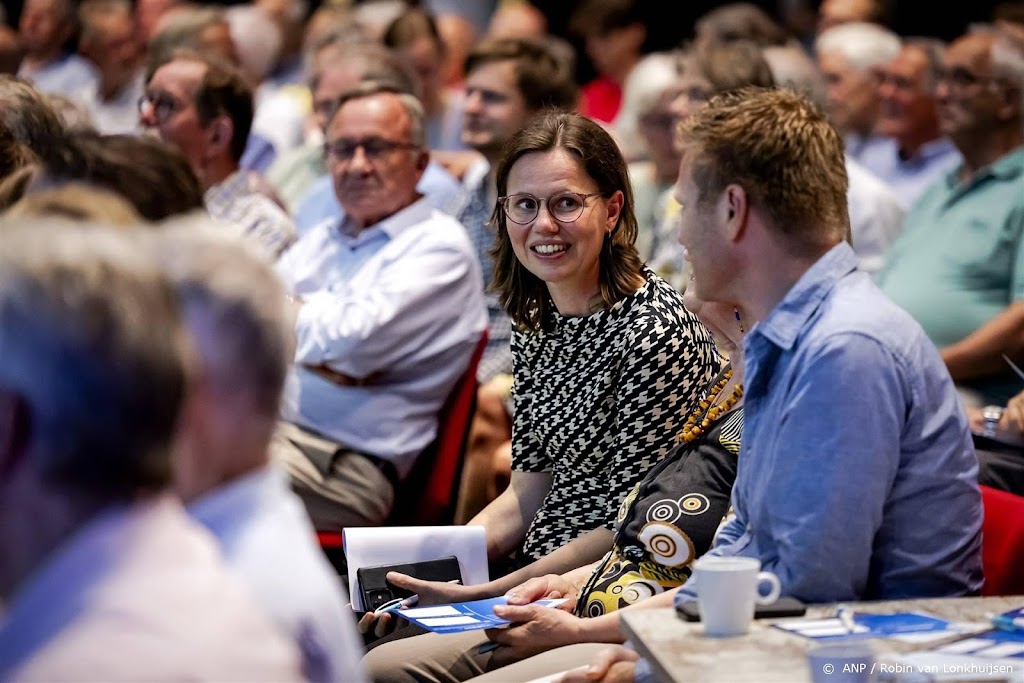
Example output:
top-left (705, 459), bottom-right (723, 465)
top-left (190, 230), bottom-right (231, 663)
top-left (876, 146), bottom-right (1024, 404)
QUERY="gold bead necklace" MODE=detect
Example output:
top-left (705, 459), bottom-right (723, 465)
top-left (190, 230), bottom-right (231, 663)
top-left (676, 370), bottom-right (744, 443)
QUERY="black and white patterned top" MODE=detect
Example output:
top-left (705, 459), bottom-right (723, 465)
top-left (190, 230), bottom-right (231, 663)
top-left (512, 268), bottom-right (722, 560)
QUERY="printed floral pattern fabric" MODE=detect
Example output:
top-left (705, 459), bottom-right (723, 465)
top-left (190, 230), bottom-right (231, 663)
top-left (577, 408), bottom-right (742, 616)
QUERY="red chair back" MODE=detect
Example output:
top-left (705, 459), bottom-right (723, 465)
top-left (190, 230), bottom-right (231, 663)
top-left (979, 485), bottom-right (1024, 596)
top-left (387, 330), bottom-right (488, 526)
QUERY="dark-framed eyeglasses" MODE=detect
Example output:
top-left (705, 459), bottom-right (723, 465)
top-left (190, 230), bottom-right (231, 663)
top-left (497, 191), bottom-right (602, 225)
top-left (137, 91), bottom-right (185, 123)
top-left (324, 137), bottom-right (420, 162)
top-left (936, 66), bottom-right (999, 91)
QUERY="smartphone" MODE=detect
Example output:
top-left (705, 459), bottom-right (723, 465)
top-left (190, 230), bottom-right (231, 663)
top-left (676, 596), bottom-right (807, 622)
top-left (356, 556), bottom-right (462, 612)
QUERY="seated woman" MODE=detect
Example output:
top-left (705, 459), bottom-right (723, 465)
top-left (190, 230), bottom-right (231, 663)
top-left (444, 111), bottom-right (718, 580)
top-left (363, 273), bottom-right (749, 683)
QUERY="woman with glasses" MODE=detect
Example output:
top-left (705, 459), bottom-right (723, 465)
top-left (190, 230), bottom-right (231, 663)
top-left (440, 109), bottom-right (719, 584)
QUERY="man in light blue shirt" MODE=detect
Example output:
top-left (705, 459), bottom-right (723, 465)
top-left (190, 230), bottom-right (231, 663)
top-left (673, 87), bottom-right (982, 605)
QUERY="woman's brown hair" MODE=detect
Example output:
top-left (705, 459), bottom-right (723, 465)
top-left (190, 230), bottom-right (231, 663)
top-left (490, 110), bottom-right (644, 331)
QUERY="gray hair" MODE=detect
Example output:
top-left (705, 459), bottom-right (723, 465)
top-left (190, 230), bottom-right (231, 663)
top-left (329, 80), bottom-right (426, 148)
top-left (613, 51), bottom-right (680, 156)
top-left (153, 215), bottom-right (294, 419)
top-left (815, 21), bottom-right (901, 71)
top-left (0, 221), bottom-right (188, 500)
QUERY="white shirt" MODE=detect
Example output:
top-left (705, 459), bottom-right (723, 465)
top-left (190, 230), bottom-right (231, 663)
top-left (18, 53), bottom-right (97, 98)
top-left (187, 466), bottom-right (366, 683)
top-left (0, 496), bottom-right (303, 682)
top-left (276, 197), bottom-right (487, 477)
top-left (845, 156), bottom-right (906, 275)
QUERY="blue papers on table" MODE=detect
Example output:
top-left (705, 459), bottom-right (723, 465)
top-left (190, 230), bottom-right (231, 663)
top-left (773, 612), bottom-right (963, 643)
top-left (392, 597), bottom-right (568, 634)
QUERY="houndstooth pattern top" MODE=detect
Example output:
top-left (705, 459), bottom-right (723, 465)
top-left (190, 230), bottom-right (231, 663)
top-left (511, 269), bottom-right (722, 560)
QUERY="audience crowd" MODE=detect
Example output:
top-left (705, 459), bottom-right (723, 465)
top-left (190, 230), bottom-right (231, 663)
top-left (0, 1), bottom-right (1021, 682)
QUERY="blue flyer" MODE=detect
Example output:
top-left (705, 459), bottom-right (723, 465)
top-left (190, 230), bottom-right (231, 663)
top-left (773, 611), bottom-right (954, 642)
top-left (391, 597), bottom-right (569, 634)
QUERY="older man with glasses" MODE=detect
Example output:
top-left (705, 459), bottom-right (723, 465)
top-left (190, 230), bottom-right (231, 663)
top-left (271, 80), bottom-right (487, 532)
top-left (139, 47), bottom-right (295, 259)
top-left (876, 24), bottom-right (1024, 410)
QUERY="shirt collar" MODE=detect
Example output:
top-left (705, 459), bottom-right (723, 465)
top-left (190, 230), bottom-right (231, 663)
top-left (336, 195), bottom-right (432, 243)
top-left (751, 242), bottom-right (859, 351)
top-left (186, 465), bottom-right (282, 537)
top-left (942, 145), bottom-right (1024, 190)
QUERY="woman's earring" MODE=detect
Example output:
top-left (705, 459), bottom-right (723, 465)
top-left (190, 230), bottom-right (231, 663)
top-left (734, 307), bottom-right (745, 334)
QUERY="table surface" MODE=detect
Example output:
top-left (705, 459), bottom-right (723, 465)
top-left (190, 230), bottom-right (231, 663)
top-left (621, 596), bottom-right (1024, 683)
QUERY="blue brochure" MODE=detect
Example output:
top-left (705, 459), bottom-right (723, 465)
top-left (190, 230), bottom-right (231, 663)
top-left (391, 596), bottom-right (568, 634)
top-left (773, 611), bottom-right (955, 642)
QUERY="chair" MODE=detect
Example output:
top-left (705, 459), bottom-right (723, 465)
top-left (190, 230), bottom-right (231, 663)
top-left (388, 329), bottom-right (488, 526)
top-left (979, 484), bottom-right (1024, 596)
top-left (316, 331), bottom-right (488, 571)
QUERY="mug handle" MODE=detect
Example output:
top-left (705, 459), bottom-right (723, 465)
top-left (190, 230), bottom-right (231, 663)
top-left (755, 571), bottom-right (782, 605)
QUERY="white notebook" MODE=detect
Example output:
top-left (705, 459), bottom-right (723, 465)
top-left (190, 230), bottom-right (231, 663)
top-left (343, 525), bottom-right (489, 611)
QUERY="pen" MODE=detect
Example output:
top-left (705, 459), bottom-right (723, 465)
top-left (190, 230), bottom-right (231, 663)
top-left (836, 604), bottom-right (857, 633)
top-left (991, 615), bottom-right (1024, 633)
top-left (371, 579), bottom-right (463, 617)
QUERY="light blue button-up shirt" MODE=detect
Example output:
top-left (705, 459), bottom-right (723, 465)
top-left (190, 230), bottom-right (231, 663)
top-left (677, 242), bottom-right (983, 605)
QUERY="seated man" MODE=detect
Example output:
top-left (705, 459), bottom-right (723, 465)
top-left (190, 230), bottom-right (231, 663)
top-left (672, 86), bottom-right (983, 604)
top-left (875, 26), bottom-right (1024, 408)
top-left (156, 220), bottom-right (367, 683)
top-left (272, 81), bottom-right (487, 531)
top-left (0, 220), bottom-right (302, 680)
top-left (140, 48), bottom-right (295, 259)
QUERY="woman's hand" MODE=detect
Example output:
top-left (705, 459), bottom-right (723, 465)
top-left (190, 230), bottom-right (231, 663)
top-left (505, 573), bottom-right (578, 609)
top-left (557, 645), bottom-right (639, 683)
top-left (484, 603), bottom-right (587, 666)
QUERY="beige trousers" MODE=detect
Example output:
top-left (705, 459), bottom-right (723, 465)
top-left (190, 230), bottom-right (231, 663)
top-left (362, 629), bottom-right (608, 683)
top-left (271, 421), bottom-right (395, 531)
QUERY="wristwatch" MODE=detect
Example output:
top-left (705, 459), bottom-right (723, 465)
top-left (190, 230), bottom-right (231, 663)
top-left (982, 405), bottom-right (1004, 437)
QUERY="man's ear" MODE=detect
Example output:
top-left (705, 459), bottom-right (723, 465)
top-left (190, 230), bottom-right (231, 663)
top-left (0, 391), bottom-right (30, 481)
top-left (721, 184), bottom-right (748, 242)
top-left (415, 148), bottom-right (430, 173)
top-left (205, 116), bottom-right (234, 159)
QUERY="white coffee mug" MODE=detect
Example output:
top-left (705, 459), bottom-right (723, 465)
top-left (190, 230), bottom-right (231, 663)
top-left (693, 556), bottom-right (782, 637)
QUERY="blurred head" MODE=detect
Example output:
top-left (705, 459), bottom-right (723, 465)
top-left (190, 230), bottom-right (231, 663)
top-left (135, 0), bottom-right (184, 43)
top-left (461, 37), bottom-right (578, 160)
top-left (29, 131), bottom-right (204, 221)
top-left (309, 39), bottom-right (414, 134)
top-left (383, 7), bottom-right (445, 109)
top-left (0, 221), bottom-right (189, 596)
top-left (876, 39), bottom-right (946, 149)
top-left (0, 75), bottom-right (64, 172)
top-left (154, 217), bottom-right (293, 501)
top-left (674, 87), bottom-right (848, 302)
top-left (225, 5), bottom-right (282, 86)
top-left (18, 0), bottom-right (75, 58)
top-left (491, 111), bottom-right (643, 330)
top-left (324, 81), bottom-right (428, 230)
top-left (937, 27), bottom-right (1024, 149)
top-left (569, 0), bottom-right (647, 79)
top-left (694, 2), bottom-right (790, 48)
top-left (817, 0), bottom-right (892, 33)
top-left (668, 41), bottom-right (775, 134)
top-left (141, 50), bottom-right (253, 183)
top-left (435, 12), bottom-right (476, 87)
top-left (613, 51), bottom-right (679, 166)
top-left (79, 0), bottom-right (142, 94)
top-left (5, 183), bottom-right (142, 224)
top-left (815, 22), bottom-right (901, 134)
top-left (146, 8), bottom-right (239, 78)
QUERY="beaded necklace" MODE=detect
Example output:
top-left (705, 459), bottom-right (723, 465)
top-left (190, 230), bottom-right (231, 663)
top-left (677, 368), bottom-right (744, 444)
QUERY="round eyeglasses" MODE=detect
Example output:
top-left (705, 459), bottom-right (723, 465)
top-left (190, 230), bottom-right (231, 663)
top-left (498, 191), bottom-right (602, 225)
